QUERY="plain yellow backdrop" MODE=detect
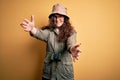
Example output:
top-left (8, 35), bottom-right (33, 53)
top-left (0, 0), bottom-right (120, 80)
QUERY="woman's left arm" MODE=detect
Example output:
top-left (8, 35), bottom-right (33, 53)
top-left (67, 31), bottom-right (81, 62)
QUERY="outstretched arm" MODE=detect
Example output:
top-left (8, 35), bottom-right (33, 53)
top-left (70, 43), bottom-right (81, 62)
top-left (67, 31), bottom-right (81, 62)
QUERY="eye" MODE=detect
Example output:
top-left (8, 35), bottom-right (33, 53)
top-left (59, 15), bottom-right (63, 17)
top-left (54, 14), bottom-right (62, 18)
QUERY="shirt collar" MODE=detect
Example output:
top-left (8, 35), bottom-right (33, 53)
top-left (54, 28), bottom-right (59, 35)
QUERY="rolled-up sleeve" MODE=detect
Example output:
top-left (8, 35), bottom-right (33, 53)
top-left (67, 31), bottom-right (77, 52)
top-left (30, 28), bottom-right (50, 42)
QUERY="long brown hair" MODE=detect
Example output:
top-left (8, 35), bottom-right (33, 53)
top-left (42, 15), bottom-right (74, 42)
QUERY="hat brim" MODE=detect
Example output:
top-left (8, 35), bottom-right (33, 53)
top-left (49, 13), bottom-right (69, 19)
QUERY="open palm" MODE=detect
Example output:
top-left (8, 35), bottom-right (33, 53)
top-left (71, 44), bottom-right (81, 62)
top-left (20, 15), bottom-right (35, 32)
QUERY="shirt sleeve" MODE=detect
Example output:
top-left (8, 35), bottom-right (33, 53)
top-left (30, 28), bottom-right (50, 42)
top-left (67, 30), bottom-right (77, 52)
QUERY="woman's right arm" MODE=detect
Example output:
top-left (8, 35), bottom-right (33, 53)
top-left (20, 15), bottom-right (49, 41)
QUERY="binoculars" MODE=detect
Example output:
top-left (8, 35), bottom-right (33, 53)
top-left (51, 53), bottom-right (61, 61)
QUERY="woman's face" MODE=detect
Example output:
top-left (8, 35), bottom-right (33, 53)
top-left (53, 14), bottom-right (64, 27)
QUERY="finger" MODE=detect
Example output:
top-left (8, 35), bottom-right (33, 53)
top-left (73, 51), bottom-right (80, 57)
top-left (31, 15), bottom-right (34, 23)
top-left (74, 54), bottom-right (79, 60)
top-left (76, 48), bottom-right (82, 53)
top-left (77, 53), bottom-right (80, 56)
top-left (24, 28), bottom-right (30, 32)
top-left (76, 56), bottom-right (79, 60)
top-left (74, 53), bottom-right (80, 58)
top-left (73, 56), bottom-right (79, 62)
top-left (76, 49), bottom-right (80, 53)
top-left (24, 19), bottom-right (30, 23)
top-left (21, 25), bottom-right (28, 29)
top-left (20, 23), bottom-right (26, 28)
top-left (75, 51), bottom-right (80, 54)
top-left (73, 57), bottom-right (76, 62)
top-left (74, 44), bottom-right (80, 48)
top-left (20, 21), bottom-right (28, 26)
top-left (79, 50), bottom-right (82, 53)
top-left (74, 43), bottom-right (81, 48)
top-left (20, 23), bottom-right (28, 28)
top-left (71, 45), bottom-right (79, 52)
top-left (79, 43), bottom-right (82, 46)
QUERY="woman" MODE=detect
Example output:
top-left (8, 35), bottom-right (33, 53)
top-left (20, 3), bottom-right (81, 80)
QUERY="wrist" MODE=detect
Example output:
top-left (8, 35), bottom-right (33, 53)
top-left (30, 27), bottom-right (37, 34)
top-left (30, 26), bottom-right (34, 31)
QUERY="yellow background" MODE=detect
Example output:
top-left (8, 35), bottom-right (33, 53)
top-left (0, 0), bottom-right (120, 80)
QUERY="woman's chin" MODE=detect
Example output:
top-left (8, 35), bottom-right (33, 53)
top-left (55, 25), bottom-right (62, 27)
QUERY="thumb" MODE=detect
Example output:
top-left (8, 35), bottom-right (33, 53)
top-left (31, 15), bottom-right (35, 23)
top-left (74, 43), bottom-right (81, 48)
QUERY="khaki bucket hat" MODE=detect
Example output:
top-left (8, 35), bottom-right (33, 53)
top-left (49, 4), bottom-right (69, 19)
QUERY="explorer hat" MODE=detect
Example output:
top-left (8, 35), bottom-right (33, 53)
top-left (49, 4), bottom-right (69, 19)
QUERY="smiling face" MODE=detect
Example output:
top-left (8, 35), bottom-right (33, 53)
top-left (53, 14), bottom-right (64, 27)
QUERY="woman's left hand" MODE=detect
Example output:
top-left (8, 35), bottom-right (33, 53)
top-left (70, 43), bottom-right (81, 62)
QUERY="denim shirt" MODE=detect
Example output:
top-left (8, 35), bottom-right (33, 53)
top-left (32, 28), bottom-right (76, 80)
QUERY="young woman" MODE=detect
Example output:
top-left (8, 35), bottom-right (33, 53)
top-left (20, 3), bottom-right (81, 80)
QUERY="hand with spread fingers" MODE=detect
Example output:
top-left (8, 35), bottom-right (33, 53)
top-left (70, 43), bottom-right (81, 62)
top-left (20, 15), bottom-right (35, 32)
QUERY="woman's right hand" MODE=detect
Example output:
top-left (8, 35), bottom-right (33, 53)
top-left (20, 15), bottom-right (35, 32)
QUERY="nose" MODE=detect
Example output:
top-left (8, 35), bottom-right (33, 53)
top-left (54, 17), bottom-right (59, 22)
top-left (54, 16), bottom-right (58, 19)
top-left (56, 17), bottom-right (59, 21)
